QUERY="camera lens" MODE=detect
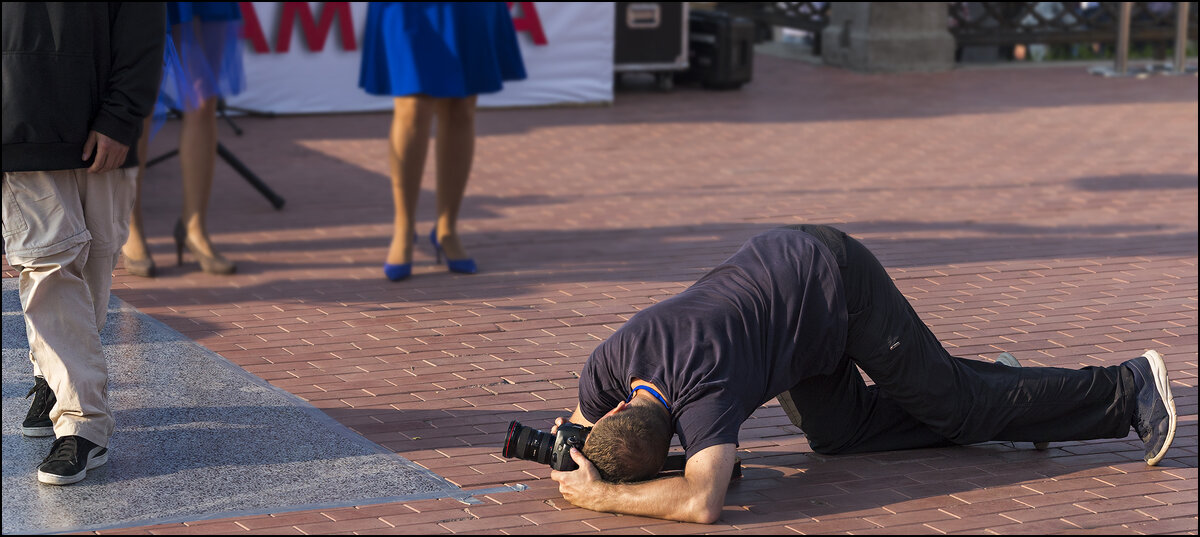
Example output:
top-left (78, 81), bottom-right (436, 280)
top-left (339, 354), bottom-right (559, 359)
top-left (502, 420), bottom-right (554, 465)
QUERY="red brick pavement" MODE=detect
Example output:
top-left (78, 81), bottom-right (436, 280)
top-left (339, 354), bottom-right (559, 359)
top-left (8, 54), bottom-right (1197, 534)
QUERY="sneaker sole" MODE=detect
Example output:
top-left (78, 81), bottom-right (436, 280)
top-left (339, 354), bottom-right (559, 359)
top-left (37, 448), bottom-right (108, 486)
top-left (21, 425), bottom-right (54, 437)
top-left (1142, 350), bottom-right (1177, 466)
top-left (995, 353), bottom-right (1050, 451)
top-left (995, 352), bottom-right (1020, 368)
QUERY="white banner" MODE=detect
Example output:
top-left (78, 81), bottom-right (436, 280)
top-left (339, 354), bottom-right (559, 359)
top-left (225, 2), bottom-right (615, 114)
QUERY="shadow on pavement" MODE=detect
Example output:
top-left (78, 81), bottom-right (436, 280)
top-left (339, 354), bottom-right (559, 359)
top-left (114, 218), bottom-right (1198, 308)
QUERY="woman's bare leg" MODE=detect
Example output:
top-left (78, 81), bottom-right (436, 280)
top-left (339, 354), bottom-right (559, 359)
top-left (387, 95), bottom-right (435, 265)
top-left (121, 116), bottom-right (155, 268)
top-left (178, 96), bottom-right (230, 268)
top-left (431, 95), bottom-right (477, 260)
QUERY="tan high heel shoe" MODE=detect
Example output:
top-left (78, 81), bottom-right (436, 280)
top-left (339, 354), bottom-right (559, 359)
top-left (122, 254), bottom-right (156, 278)
top-left (121, 234), bottom-right (156, 277)
top-left (174, 219), bottom-right (236, 275)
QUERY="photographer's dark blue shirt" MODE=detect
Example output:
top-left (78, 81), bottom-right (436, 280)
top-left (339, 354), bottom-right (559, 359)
top-left (578, 227), bottom-right (847, 458)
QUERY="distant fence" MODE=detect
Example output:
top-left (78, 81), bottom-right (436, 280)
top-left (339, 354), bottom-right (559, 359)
top-left (715, 2), bottom-right (831, 51)
top-left (948, 2), bottom-right (1197, 46)
top-left (713, 2), bottom-right (1198, 54)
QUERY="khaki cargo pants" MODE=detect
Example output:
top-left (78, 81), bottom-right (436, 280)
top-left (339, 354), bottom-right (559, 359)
top-left (1, 167), bottom-right (135, 447)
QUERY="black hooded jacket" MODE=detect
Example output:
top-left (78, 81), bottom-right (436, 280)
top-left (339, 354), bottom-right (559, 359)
top-left (2, 2), bottom-right (165, 172)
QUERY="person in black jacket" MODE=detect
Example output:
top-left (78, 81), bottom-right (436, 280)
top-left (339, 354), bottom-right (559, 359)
top-left (2, 2), bottom-right (165, 485)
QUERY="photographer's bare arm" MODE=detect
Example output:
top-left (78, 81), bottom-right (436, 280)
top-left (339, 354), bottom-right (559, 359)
top-left (549, 405), bottom-right (737, 524)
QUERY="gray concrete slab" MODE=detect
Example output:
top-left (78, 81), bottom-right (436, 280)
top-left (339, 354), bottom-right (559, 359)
top-left (1, 278), bottom-right (480, 534)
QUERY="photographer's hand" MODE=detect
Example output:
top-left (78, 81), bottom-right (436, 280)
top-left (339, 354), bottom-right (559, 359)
top-left (550, 448), bottom-right (608, 510)
top-left (549, 443), bottom-right (735, 524)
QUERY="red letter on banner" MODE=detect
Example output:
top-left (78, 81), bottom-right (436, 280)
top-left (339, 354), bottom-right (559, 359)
top-left (508, 2), bottom-right (548, 45)
top-left (239, 2), bottom-right (270, 53)
top-left (277, 2), bottom-right (357, 53)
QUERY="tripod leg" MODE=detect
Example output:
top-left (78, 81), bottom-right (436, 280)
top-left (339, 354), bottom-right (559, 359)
top-left (144, 150), bottom-right (179, 168)
top-left (145, 108), bottom-right (183, 168)
top-left (216, 143), bottom-right (285, 210)
top-left (216, 98), bottom-right (243, 136)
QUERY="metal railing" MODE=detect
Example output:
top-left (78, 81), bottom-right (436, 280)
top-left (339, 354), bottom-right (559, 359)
top-left (714, 2), bottom-right (831, 34)
top-left (714, 2), bottom-right (831, 50)
top-left (1088, 2), bottom-right (1198, 75)
top-left (948, 2), bottom-right (1196, 46)
top-left (712, 2), bottom-right (1197, 54)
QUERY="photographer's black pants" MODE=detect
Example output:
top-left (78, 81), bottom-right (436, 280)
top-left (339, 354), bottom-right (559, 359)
top-left (776, 225), bottom-right (1137, 455)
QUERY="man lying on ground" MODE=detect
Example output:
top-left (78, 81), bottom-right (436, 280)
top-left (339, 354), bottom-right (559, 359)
top-left (549, 224), bottom-right (1177, 523)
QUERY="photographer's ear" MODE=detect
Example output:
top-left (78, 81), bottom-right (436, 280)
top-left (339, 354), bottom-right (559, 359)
top-left (601, 400), bottom-right (630, 420)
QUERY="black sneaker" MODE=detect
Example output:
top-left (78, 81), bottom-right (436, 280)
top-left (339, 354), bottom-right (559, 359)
top-left (1124, 350), bottom-right (1177, 465)
top-left (37, 435), bottom-right (108, 485)
top-left (22, 376), bottom-right (56, 437)
top-left (995, 353), bottom-right (1050, 451)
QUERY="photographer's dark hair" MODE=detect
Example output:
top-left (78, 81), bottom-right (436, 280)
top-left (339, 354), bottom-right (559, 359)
top-left (582, 404), bottom-right (671, 482)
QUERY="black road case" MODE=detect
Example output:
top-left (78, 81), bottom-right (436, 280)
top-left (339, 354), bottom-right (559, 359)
top-left (614, 2), bottom-right (689, 90)
top-left (687, 9), bottom-right (754, 90)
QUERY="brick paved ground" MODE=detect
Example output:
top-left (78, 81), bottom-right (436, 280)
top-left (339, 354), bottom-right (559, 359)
top-left (7, 54), bottom-right (1197, 534)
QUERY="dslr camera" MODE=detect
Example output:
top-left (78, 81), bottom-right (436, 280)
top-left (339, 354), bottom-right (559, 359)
top-left (502, 420), bottom-right (590, 471)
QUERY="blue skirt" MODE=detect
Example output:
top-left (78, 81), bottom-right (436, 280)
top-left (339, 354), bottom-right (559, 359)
top-left (359, 2), bottom-right (527, 98)
top-left (161, 2), bottom-right (245, 110)
top-left (167, 1), bottom-right (243, 25)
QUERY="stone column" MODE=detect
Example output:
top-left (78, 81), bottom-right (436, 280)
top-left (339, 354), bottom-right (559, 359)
top-left (821, 2), bottom-right (956, 72)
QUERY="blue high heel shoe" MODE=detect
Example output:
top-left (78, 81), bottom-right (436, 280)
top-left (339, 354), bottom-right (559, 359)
top-left (429, 228), bottom-right (477, 274)
top-left (383, 232), bottom-right (418, 281)
top-left (383, 263), bottom-right (411, 281)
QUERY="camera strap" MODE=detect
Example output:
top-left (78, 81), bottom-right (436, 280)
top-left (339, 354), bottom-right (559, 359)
top-left (627, 385), bottom-right (671, 411)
